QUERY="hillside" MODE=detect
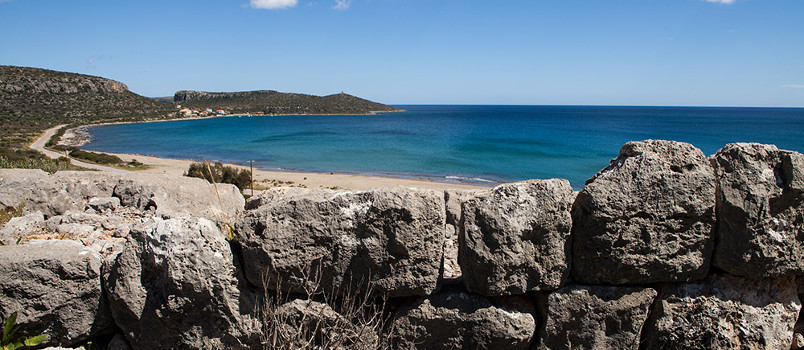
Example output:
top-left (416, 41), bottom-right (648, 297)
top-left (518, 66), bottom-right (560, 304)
top-left (0, 65), bottom-right (400, 166)
top-left (174, 90), bottom-right (400, 115)
top-left (0, 65), bottom-right (174, 154)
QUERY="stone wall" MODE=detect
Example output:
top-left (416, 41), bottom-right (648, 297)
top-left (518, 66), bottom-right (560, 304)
top-left (0, 140), bottom-right (802, 349)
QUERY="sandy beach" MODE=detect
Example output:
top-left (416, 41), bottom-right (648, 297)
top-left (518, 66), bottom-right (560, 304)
top-left (37, 124), bottom-right (488, 191)
top-left (33, 123), bottom-right (489, 192)
top-left (105, 151), bottom-right (489, 191)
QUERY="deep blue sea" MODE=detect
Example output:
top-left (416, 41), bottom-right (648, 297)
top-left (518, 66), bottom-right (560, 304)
top-left (83, 105), bottom-right (804, 189)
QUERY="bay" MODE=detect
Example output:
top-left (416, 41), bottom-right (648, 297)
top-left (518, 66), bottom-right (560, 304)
top-left (83, 105), bottom-right (804, 189)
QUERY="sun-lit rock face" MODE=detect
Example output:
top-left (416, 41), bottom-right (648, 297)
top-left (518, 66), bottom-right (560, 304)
top-left (572, 140), bottom-right (717, 285)
top-left (711, 143), bottom-right (804, 277)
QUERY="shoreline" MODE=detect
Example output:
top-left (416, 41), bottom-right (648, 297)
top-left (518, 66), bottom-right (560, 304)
top-left (60, 110), bottom-right (405, 146)
top-left (101, 151), bottom-right (490, 191)
top-left (53, 111), bottom-right (491, 191)
top-left (48, 125), bottom-right (490, 191)
top-left (88, 108), bottom-right (404, 127)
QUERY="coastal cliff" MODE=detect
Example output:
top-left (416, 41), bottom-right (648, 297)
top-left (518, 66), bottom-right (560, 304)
top-left (0, 140), bottom-right (802, 349)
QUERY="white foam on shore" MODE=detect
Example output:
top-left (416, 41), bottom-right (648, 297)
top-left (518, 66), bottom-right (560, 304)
top-left (445, 175), bottom-right (499, 184)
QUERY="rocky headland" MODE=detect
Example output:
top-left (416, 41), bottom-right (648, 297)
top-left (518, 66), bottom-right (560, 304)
top-left (173, 90), bottom-right (401, 116)
top-left (0, 65), bottom-right (399, 166)
top-left (0, 140), bottom-right (802, 349)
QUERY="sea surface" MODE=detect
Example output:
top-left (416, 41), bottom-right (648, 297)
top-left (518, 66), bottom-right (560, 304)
top-left (83, 105), bottom-right (804, 189)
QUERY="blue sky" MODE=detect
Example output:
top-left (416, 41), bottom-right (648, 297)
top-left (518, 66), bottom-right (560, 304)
top-left (1, 0), bottom-right (803, 107)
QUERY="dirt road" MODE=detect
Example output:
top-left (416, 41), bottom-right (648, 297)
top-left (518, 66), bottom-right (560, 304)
top-left (29, 125), bottom-right (126, 173)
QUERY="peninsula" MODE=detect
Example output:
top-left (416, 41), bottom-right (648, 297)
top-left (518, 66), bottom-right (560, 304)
top-left (173, 89), bottom-right (401, 116)
top-left (0, 65), bottom-right (400, 178)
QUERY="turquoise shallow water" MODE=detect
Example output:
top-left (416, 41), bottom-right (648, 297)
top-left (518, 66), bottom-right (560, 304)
top-left (83, 105), bottom-right (804, 189)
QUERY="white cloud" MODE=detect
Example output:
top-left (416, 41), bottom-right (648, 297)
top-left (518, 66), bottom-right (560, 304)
top-left (250, 0), bottom-right (298, 10)
top-left (781, 84), bottom-right (804, 89)
top-left (703, 0), bottom-right (736, 4)
top-left (332, 0), bottom-right (350, 10)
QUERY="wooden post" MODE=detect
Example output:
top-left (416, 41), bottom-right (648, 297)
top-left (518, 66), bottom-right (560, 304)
top-left (250, 160), bottom-right (254, 196)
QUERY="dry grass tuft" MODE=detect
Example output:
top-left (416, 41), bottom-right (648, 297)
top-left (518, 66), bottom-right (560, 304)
top-left (261, 264), bottom-right (395, 350)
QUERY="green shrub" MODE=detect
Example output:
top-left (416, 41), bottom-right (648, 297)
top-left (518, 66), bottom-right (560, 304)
top-left (186, 162), bottom-right (251, 191)
top-left (2, 312), bottom-right (49, 350)
top-left (44, 125), bottom-right (69, 148)
top-left (67, 148), bottom-right (122, 164)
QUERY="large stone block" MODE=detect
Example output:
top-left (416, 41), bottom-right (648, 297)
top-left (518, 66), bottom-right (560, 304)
top-left (711, 143), bottom-right (804, 276)
top-left (392, 285), bottom-right (535, 349)
top-left (459, 179), bottom-right (574, 295)
top-left (642, 274), bottom-right (801, 349)
top-left (236, 188), bottom-right (445, 297)
top-left (0, 240), bottom-right (112, 347)
top-left (0, 170), bottom-right (116, 217)
top-left (0, 211), bottom-right (44, 244)
top-left (0, 170), bottom-right (244, 223)
top-left (104, 217), bottom-right (261, 349)
top-left (536, 285), bottom-right (656, 350)
top-left (112, 172), bottom-right (244, 221)
top-left (0, 169), bottom-right (49, 211)
top-left (572, 140), bottom-right (716, 284)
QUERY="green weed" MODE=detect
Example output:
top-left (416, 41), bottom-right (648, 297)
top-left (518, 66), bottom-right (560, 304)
top-left (0, 156), bottom-right (78, 174)
top-left (2, 312), bottom-right (48, 350)
top-left (0, 203), bottom-right (25, 227)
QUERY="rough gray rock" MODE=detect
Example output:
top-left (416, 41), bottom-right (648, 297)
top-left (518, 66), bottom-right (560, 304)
top-left (0, 170), bottom-right (115, 217)
top-left (112, 172), bottom-right (244, 221)
top-left (0, 240), bottom-right (112, 347)
top-left (0, 169), bottom-right (244, 222)
top-left (45, 211), bottom-right (111, 232)
top-left (0, 169), bottom-right (50, 208)
top-left (445, 189), bottom-right (483, 227)
top-left (104, 216), bottom-right (261, 349)
top-left (392, 285), bottom-right (536, 349)
top-left (711, 143), bottom-right (804, 277)
top-left (443, 189), bottom-right (484, 280)
top-left (642, 274), bottom-right (801, 350)
top-left (0, 211), bottom-right (44, 244)
top-left (244, 187), bottom-right (313, 210)
top-left (442, 223), bottom-right (462, 280)
top-left (572, 140), bottom-right (716, 284)
top-left (105, 334), bottom-right (132, 350)
top-left (443, 190), bottom-right (482, 280)
top-left (536, 285), bottom-right (656, 350)
top-left (237, 188), bottom-right (445, 297)
top-left (87, 196), bottom-right (120, 213)
top-left (795, 278), bottom-right (804, 350)
top-left (793, 333), bottom-right (804, 350)
top-left (20, 210), bottom-right (135, 257)
top-left (459, 179), bottom-right (574, 295)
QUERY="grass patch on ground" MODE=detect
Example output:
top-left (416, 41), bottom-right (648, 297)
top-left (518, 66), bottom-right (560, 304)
top-left (0, 203), bottom-right (25, 227)
top-left (0, 156), bottom-right (81, 173)
top-left (114, 158), bottom-right (151, 170)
